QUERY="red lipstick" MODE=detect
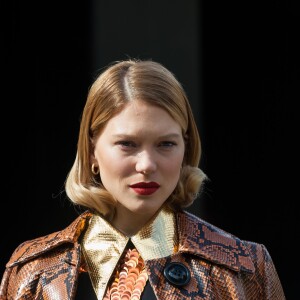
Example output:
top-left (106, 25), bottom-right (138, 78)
top-left (129, 182), bottom-right (160, 195)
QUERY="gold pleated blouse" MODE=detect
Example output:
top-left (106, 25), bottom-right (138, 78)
top-left (81, 207), bottom-right (178, 299)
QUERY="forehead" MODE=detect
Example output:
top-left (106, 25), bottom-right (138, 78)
top-left (102, 100), bottom-right (183, 136)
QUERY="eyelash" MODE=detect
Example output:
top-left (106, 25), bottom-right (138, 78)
top-left (159, 141), bottom-right (177, 148)
top-left (117, 141), bottom-right (136, 148)
top-left (116, 141), bottom-right (177, 149)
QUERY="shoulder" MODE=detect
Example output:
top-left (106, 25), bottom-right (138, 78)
top-left (6, 211), bottom-right (92, 268)
top-left (176, 210), bottom-right (269, 273)
top-left (177, 209), bottom-right (247, 242)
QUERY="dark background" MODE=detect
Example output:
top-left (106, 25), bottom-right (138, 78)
top-left (2, 0), bottom-right (298, 298)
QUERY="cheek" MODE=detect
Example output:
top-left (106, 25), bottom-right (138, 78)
top-left (94, 147), bottom-right (112, 177)
top-left (163, 154), bottom-right (183, 177)
top-left (97, 152), bottom-right (133, 180)
top-left (95, 144), bottom-right (116, 168)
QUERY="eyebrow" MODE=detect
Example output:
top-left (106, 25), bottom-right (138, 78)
top-left (112, 133), bottom-right (182, 139)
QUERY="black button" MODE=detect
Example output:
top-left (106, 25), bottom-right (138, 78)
top-left (163, 262), bottom-right (191, 286)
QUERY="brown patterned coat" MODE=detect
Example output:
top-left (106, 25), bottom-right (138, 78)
top-left (0, 211), bottom-right (286, 299)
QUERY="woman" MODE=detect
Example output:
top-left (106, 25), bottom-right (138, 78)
top-left (0, 59), bottom-right (285, 299)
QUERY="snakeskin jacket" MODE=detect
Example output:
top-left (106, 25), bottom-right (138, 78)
top-left (0, 210), bottom-right (286, 299)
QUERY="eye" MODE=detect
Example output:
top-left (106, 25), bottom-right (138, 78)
top-left (158, 141), bottom-right (177, 148)
top-left (116, 141), bottom-right (137, 149)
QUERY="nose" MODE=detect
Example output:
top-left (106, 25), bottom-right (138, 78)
top-left (135, 150), bottom-right (157, 175)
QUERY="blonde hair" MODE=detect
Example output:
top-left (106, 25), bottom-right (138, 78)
top-left (65, 59), bottom-right (207, 218)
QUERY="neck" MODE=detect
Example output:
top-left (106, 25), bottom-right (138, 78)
top-left (112, 205), bottom-right (161, 237)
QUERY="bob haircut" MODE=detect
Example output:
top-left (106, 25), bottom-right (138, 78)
top-left (65, 59), bottom-right (207, 218)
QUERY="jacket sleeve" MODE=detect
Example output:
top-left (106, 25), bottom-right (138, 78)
top-left (251, 242), bottom-right (286, 300)
top-left (0, 267), bottom-right (11, 300)
top-left (0, 245), bottom-right (82, 300)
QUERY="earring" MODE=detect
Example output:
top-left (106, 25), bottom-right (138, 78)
top-left (91, 163), bottom-right (100, 175)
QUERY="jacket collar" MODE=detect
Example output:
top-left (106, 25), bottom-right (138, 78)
top-left (177, 210), bottom-right (255, 273)
top-left (81, 207), bottom-right (177, 300)
top-left (6, 211), bottom-right (92, 268)
top-left (7, 210), bottom-right (254, 273)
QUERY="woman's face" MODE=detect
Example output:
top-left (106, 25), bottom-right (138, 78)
top-left (92, 100), bottom-right (185, 229)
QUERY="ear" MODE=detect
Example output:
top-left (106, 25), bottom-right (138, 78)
top-left (89, 137), bottom-right (97, 165)
top-left (90, 154), bottom-right (98, 166)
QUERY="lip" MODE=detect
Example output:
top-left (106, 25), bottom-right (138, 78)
top-left (129, 182), bottom-right (160, 195)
